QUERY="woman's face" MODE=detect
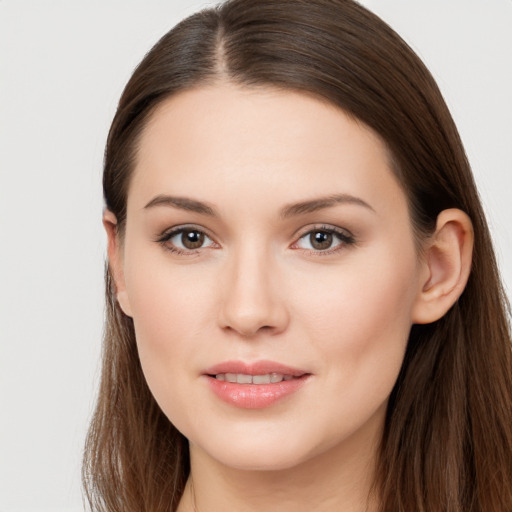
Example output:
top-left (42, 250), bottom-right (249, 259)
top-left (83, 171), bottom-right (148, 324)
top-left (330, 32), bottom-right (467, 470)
top-left (113, 83), bottom-right (427, 471)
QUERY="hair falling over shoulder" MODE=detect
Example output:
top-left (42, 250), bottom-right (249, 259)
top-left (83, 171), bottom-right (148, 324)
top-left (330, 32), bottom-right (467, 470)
top-left (83, 1), bottom-right (512, 510)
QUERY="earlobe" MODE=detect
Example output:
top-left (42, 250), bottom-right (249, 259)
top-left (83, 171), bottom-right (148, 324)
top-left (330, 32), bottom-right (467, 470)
top-left (103, 209), bottom-right (133, 317)
top-left (412, 209), bottom-right (474, 324)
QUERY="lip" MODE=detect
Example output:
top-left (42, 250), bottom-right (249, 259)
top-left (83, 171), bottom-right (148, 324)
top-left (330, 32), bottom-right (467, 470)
top-left (203, 360), bottom-right (311, 409)
top-left (204, 360), bottom-right (308, 377)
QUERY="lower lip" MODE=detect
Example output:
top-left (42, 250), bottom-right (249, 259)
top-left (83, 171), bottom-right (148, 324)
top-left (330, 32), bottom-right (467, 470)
top-left (205, 375), bottom-right (310, 409)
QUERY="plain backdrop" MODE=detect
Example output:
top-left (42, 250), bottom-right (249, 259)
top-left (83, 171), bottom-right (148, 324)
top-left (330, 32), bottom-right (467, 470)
top-left (0, 1), bottom-right (511, 510)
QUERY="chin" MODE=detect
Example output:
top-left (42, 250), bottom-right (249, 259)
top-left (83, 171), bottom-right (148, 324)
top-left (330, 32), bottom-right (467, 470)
top-left (205, 443), bottom-right (312, 472)
top-left (187, 422), bottom-right (331, 472)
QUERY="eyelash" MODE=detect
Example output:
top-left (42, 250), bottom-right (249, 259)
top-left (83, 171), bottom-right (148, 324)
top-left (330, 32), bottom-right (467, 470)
top-left (156, 224), bottom-right (356, 256)
top-left (292, 225), bottom-right (356, 256)
top-left (156, 225), bottom-right (217, 256)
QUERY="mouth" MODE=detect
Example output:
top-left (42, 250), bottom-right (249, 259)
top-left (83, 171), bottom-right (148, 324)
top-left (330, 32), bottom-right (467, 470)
top-left (204, 359), bottom-right (308, 378)
top-left (203, 360), bottom-right (311, 409)
top-left (210, 373), bottom-right (298, 384)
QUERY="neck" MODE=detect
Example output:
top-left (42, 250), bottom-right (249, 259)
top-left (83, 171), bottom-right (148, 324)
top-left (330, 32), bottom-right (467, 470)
top-left (178, 411), bottom-right (383, 512)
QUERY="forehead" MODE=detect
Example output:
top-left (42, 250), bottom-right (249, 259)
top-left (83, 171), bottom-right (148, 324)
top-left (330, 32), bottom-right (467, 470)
top-left (130, 83), bottom-right (406, 217)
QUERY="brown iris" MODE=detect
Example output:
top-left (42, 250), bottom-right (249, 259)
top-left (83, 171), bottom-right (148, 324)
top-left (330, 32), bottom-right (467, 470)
top-left (181, 230), bottom-right (205, 249)
top-left (310, 231), bottom-right (333, 250)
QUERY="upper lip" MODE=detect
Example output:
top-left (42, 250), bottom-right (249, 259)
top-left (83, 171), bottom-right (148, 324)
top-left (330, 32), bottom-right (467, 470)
top-left (203, 360), bottom-right (309, 377)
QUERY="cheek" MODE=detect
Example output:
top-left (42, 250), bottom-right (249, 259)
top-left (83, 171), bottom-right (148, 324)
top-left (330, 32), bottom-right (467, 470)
top-left (122, 245), bottom-right (216, 407)
top-left (124, 230), bottom-right (215, 334)
top-left (294, 246), bottom-right (419, 385)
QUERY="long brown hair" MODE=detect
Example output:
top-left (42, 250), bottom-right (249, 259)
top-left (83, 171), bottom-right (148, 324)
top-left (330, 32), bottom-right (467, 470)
top-left (83, 1), bottom-right (512, 510)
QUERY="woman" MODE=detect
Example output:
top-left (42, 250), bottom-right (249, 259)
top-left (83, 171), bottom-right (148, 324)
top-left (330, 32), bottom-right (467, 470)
top-left (82, 0), bottom-right (512, 510)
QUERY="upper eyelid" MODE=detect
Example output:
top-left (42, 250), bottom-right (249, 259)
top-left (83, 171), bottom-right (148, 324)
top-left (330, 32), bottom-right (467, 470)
top-left (157, 224), bottom-right (216, 241)
top-left (155, 223), bottom-right (354, 246)
top-left (293, 224), bottom-right (354, 239)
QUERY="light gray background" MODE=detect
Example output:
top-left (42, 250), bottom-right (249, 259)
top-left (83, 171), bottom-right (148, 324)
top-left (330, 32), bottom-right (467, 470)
top-left (0, 1), bottom-right (510, 510)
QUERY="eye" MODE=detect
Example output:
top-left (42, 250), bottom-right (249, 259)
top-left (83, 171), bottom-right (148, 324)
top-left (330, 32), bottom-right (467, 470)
top-left (157, 227), bottom-right (217, 254)
top-left (294, 226), bottom-right (355, 253)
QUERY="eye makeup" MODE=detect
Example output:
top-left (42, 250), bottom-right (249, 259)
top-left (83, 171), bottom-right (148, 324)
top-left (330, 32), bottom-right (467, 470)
top-left (291, 224), bottom-right (356, 257)
top-left (155, 222), bottom-right (356, 258)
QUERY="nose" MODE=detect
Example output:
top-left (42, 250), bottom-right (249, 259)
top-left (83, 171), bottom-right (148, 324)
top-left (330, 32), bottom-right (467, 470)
top-left (218, 246), bottom-right (290, 338)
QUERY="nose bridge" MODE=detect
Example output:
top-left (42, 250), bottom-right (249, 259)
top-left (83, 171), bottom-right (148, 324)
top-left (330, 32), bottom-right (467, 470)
top-left (219, 238), bottom-right (288, 337)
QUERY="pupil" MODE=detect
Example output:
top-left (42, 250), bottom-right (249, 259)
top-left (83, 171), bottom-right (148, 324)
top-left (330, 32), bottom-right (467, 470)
top-left (182, 230), bottom-right (204, 249)
top-left (311, 231), bottom-right (333, 250)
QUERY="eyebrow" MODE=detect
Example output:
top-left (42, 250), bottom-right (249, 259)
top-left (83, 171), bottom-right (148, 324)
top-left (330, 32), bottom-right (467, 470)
top-left (280, 193), bottom-right (375, 218)
top-left (144, 195), bottom-right (217, 216)
top-left (143, 192), bottom-right (375, 218)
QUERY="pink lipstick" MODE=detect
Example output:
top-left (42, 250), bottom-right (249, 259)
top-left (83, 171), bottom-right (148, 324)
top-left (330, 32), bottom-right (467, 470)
top-left (203, 360), bottom-right (311, 409)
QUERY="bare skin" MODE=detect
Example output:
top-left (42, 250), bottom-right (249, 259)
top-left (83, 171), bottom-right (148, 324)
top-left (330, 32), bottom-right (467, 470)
top-left (104, 83), bottom-right (473, 512)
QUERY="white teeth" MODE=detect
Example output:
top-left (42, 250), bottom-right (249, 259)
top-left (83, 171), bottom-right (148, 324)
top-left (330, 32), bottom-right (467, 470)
top-left (237, 374), bottom-right (253, 384)
top-left (214, 373), bottom-right (294, 384)
top-left (252, 374), bottom-right (271, 384)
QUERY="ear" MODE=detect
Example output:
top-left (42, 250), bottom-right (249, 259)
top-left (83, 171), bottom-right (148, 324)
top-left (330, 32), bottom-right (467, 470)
top-left (412, 208), bottom-right (474, 324)
top-left (103, 209), bottom-right (133, 317)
